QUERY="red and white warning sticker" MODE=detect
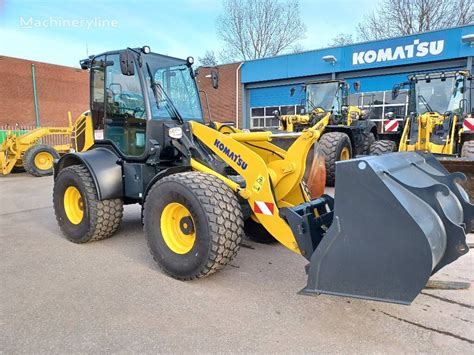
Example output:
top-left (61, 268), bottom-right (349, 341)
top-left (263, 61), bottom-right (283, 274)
top-left (384, 119), bottom-right (399, 132)
top-left (254, 201), bottom-right (274, 216)
top-left (463, 117), bottom-right (474, 132)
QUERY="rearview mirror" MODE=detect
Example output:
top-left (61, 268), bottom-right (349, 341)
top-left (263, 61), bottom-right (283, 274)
top-left (353, 81), bottom-right (361, 92)
top-left (392, 85), bottom-right (400, 100)
top-left (290, 87), bottom-right (296, 97)
top-left (119, 50), bottom-right (135, 76)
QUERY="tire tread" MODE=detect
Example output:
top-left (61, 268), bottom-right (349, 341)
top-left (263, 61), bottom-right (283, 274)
top-left (53, 165), bottom-right (123, 243)
top-left (144, 172), bottom-right (244, 280)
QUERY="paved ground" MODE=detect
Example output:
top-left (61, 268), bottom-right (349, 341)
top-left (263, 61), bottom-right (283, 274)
top-left (1, 173), bottom-right (473, 353)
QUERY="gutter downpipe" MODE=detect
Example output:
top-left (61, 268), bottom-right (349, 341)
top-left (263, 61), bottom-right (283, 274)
top-left (235, 62), bottom-right (243, 129)
top-left (31, 64), bottom-right (40, 127)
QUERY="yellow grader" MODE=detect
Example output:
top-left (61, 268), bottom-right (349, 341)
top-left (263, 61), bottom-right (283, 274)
top-left (52, 47), bottom-right (472, 305)
top-left (0, 112), bottom-right (93, 177)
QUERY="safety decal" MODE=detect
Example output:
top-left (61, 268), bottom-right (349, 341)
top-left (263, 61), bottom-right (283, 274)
top-left (463, 117), bottom-right (474, 132)
top-left (384, 119), bottom-right (399, 132)
top-left (252, 175), bottom-right (265, 193)
top-left (254, 201), bottom-right (274, 216)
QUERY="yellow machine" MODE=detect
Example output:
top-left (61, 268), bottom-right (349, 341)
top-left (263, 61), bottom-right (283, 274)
top-left (275, 80), bottom-right (378, 186)
top-left (0, 112), bottom-right (93, 177)
top-left (52, 47), bottom-right (472, 305)
top-left (373, 71), bottom-right (474, 198)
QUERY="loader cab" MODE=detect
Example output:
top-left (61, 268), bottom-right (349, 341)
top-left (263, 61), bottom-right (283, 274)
top-left (82, 47), bottom-right (204, 161)
top-left (410, 72), bottom-right (468, 116)
top-left (304, 80), bottom-right (348, 115)
top-left (395, 71), bottom-right (472, 151)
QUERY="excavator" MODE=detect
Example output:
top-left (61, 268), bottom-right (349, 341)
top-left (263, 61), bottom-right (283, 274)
top-left (373, 71), bottom-right (474, 198)
top-left (274, 80), bottom-right (378, 185)
top-left (52, 47), bottom-right (472, 305)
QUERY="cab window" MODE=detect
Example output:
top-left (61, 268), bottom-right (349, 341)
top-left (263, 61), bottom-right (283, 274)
top-left (104, 53), bottom-right (147, 156)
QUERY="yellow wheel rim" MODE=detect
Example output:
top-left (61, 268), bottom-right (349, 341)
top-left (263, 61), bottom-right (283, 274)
top-left (340, 147), bottom-right (350, 160)
top-left (161, 202), bottom-right (196, 254)
top-left (34, 152), bottom-right (54, 171)
top-left (64, 186), bottom-right (84, 225)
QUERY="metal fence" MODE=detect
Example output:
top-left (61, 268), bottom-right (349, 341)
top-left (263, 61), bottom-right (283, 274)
top-left (0, 125), bottom-right (70, 146)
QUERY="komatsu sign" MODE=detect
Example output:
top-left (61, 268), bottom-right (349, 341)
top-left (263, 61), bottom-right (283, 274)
top-left (353, 39), bottom-right (445, 65)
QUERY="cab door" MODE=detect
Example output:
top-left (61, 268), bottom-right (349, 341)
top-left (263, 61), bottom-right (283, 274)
top-left (97, 52), bottom-right (147, 157)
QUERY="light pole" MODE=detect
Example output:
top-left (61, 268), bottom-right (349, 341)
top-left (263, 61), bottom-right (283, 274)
top-left (322, 55), bottom-right (337, 80)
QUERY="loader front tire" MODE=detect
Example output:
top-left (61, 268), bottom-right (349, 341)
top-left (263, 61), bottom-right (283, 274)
top-left (319, 132), bottom-right (352, 186)
top-left (53, 165), bottom-right (123, 243)
top-left (24, 144), bottom-right (60, 177)
top-left (144, 172), bottom-right (244, 280)
top-left (369, 140), bottom-right (397, 156)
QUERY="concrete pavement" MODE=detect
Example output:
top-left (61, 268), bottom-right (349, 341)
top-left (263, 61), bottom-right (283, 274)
top-left (1, 173), bottom-right (473, 353)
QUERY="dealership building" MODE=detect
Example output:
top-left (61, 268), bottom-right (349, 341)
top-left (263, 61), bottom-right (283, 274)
top-left (1, 25), bottom-right (474, 131)
top-left (238, 24), bottom-right (474, 132)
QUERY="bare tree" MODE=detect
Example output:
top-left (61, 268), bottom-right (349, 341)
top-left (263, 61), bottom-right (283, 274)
top-left (328, 33), bottom-right (354, 47)
top-left (198, 50), bottom-right (218, 66)
top-left (216, 0), bottom-right (306, 61)
top-left (358, 0), bottom-right (474, 41)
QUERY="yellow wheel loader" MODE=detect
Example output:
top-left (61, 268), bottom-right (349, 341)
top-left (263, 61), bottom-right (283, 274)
top-left (0, 112), bottom-right (92, 177)
top-left (52, 47), bottom-right (473, 305)
top-left (373, 71), bottom-right (474, 198)
top-left (274, 80), bottom-right (378, 186)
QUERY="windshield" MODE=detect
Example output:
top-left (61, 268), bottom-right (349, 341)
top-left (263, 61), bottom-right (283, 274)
top-left (306, 82), bottom-right (341, 112)
top-left (144, 55), bottom-right (203, 121)
top-left (414, 76), bottom-right (465, 115)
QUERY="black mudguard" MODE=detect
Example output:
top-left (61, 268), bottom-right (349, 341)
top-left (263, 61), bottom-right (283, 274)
top-left (54, 148), bottom-right (123, 200)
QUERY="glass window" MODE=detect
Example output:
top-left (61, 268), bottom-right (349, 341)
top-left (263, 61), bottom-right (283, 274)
top-left (251, 107), bottom-right (264, 116)
top-left (265, 107), bottom-right (279, 116)
top-left (306, 82), bottom-right (340, 111)
top-left (90, 55), bottom-right (105, 129)
top-left (384, 105), bottom-right (406, 119)
top-left (280, 106), bottom-right (295, 115)
top-left (414, 75), bottom-right (465, 115)
top-left (104, 53), bottom-right (147, 156)
top-left (296, 105), bottom-right (305, 115)
top-left (144, 54), bottom-right (203, 121)
top-left (366, 106), bottom-right (383, 121)
top-left (266, 116), bottom-right (280, 127)
top-left (385, 89), bottom-right (408, 104)
top-left (349, 93), bottom-right (362, 107)
top-left (364, 92), bottom-right (384, 106)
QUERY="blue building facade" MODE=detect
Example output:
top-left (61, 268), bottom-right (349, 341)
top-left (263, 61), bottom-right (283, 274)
top-left (240, 25), bottom-right (474, 131)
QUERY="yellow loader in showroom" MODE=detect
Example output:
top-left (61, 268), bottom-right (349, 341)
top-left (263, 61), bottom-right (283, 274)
top-left (52, 47), bottom-right (473, 305)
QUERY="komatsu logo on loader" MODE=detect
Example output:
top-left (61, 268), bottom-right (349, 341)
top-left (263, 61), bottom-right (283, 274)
top-left (214, 139), bottom-right (248, 170)
top-left (352, 39), bottom-right (444, 65)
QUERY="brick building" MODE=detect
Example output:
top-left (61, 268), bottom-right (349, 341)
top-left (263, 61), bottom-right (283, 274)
top-left (196, 62), bottom-right (243, 126)
top-left (0, 56), bottom-right (89, 127)
top-left (0, 55), bottom-right (243, 128)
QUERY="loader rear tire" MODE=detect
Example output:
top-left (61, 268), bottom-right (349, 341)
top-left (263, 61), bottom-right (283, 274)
top-left (23, 144), bottom-right (60, 177)
top-left (362, 132), bottom-right (375, 155)
top-left (369, 140), bottom-right (397, 156)
top-left (319, 132), bottom-right (352, 186)
top-left (461, 140), bottom-right (474, 159)
top-left (53, 165), bottom-right (123, 243)
top-left (144, 172), bottom-right (244, 280)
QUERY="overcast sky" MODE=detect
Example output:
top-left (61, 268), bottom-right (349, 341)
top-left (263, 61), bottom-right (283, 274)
top-left (0, 0), bottom-right (374, 67)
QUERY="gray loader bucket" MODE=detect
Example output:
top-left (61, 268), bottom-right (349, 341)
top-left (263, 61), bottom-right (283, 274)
top-left (281, 152), bottom-right (472, 304)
